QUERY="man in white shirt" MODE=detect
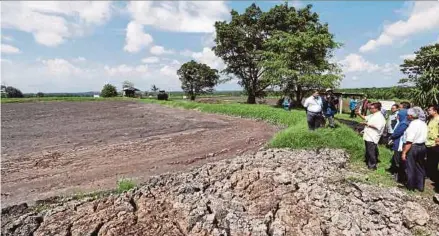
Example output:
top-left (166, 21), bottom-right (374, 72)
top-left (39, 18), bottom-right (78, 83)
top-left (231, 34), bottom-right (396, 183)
top-left (402, 107), bottom-right (428, 192)
top-left (303, 90), bottom-right (323, 131)
top-left (357, 102), bottom-right (386, 170)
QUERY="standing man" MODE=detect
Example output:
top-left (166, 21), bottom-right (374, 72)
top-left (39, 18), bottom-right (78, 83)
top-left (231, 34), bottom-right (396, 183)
top-left (322, 88), bottom-right (338, 128)
top-left (361, 96), bottom-right (369, 116)
top-left (357, 102), bottom-right (386, 170)
top-left (426, 105), bottom-right (439, 182)
top-left (387, 104), bottom-right (399, 135)
top-left (304, 90), bottom-right (323, 131)
top-left (349, 96), bottom-right (358, 118)
top-left (402, 107), bottom-right (428, 192)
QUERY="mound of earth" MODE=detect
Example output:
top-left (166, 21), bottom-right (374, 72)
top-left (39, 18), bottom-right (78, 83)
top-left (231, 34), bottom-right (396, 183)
top-left (2, 148), bottom-right (439, 236)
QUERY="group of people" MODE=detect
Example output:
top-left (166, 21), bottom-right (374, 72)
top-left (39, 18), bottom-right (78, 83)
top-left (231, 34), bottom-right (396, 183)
top-left (303, 89), bottom-right (439, 193)
top-left (303, 88), bottom-right (339, 130)
top-left (359, 102), bottom-right (439, 192)
top-left (349, 96), bottom-right (371, 118)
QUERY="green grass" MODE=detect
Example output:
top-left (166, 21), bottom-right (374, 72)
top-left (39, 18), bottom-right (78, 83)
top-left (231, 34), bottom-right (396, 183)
top-left (117, 178), bottom-right (136, 193)
top-left (141, 98), bottom-right (397, 187)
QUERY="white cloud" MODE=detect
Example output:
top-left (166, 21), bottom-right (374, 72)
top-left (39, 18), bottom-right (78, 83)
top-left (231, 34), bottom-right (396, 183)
top-left (142, 57), bottom-right (160, 64)
top-left (339, 54), bottom-right (400, 76)
top-left (1, 44), bottom-right (21, 54)
top-left (360, 2), bottom-right (439, 52)
top-left (191, 47), bottom-right (225, 70)
top-left (150, 45), bottom-right (174, 55)
top-left (399, 54), bottom-right (416, 60)
top-left (2, 35), bottom-right (14, 42)
top-left (381, 63), bottom-right (399, 75)
top-left (1, 1), bottom-right (113, 47)
top-left (339, 54), bottom-right (380, 73)
top-left (160, 65), bottom-right (178, 78)
top-left (1, 58), bottom-right (12, 64)
top-left (105, 64), bottom-right (148, 77)
top-left (352, 76), bottom-right (358, 81)
top-left (180, 47), bottom-right (225, 71)
top-left (123, 21), bottom-right (153, 53)
top-left (126, 1), bottom-right (229, 33)
top-left (40, 58), bottom-right (82, 76)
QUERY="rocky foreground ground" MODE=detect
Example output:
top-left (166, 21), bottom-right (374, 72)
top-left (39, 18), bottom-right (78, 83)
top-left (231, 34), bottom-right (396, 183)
top-left (2, 148), bottom-right (439, 236)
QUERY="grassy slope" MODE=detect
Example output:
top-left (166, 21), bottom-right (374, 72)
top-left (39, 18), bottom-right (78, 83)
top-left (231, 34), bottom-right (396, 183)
top-left (141, 99), bottom-right (397, 187)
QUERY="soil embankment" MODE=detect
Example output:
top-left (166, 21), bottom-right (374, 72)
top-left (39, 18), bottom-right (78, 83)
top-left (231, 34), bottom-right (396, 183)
top-left (2, 148), bottom-right (439, 236)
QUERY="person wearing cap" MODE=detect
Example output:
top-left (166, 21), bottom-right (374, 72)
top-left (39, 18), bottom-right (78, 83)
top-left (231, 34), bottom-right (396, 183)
top-left (303, 90), bottom-right (323, 131)
top-left (402, 107), bottom-right (428, 192)
top-left (357, 102), bottom-right (386, 170)
top-left (322, 88), bottom-right (338, 128)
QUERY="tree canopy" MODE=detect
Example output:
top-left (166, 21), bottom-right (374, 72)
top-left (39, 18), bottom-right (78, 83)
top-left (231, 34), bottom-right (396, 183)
top-left (213, 2), bottom-right (341, 104)
top-left (4, 86), bottom-right (24, 98)
top-left (101, 84), bottom-right (118, 97)
top-left (400, 43), bottom-right (439, 107)
top-left (177, 60), bottom-right (220, 100)
top-left (122, 81), bottom-right (134, 89)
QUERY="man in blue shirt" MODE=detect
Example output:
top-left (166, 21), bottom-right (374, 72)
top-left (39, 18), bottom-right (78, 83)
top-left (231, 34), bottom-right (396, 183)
top-left (349, 96), bottom-right (358, 118)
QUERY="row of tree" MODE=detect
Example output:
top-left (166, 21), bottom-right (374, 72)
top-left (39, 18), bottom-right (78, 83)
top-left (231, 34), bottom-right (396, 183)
top-left (176, 2), bottom-right (438, 108)
top-left (100, 81), bottom-right (162, 98)
top-left (175, 2), bottom-right (342, 104)
top-left (337, 87), bottom-right (412, 100)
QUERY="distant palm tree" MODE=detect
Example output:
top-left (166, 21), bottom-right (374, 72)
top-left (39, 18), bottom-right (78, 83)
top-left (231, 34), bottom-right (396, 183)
top-left (151, 84), bottom-right (159, 93)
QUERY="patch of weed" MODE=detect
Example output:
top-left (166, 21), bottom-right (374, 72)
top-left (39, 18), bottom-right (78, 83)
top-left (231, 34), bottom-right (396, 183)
top-left (117, 178), bottom-right (136, 193)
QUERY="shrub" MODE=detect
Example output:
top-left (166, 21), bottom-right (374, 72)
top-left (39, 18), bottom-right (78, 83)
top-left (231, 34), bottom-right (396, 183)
top-left (36, 92), bottom-right (44, 97)
top-left (157, 90), bottom-right (168, 100)
top-left (5, 86), bottom-right (24, 98)
top-left (101, 84), bottom-right (118, 97)
top-left (117, 178), bottom-right (136, 193)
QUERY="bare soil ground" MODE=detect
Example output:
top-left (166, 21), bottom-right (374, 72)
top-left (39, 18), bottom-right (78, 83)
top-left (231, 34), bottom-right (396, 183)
top-left (1, 101), bottom-right (277, 208)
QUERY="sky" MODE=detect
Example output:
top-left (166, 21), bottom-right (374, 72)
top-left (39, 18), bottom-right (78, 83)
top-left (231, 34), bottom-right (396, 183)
top-left (1, 1), bottom-right (438, 93)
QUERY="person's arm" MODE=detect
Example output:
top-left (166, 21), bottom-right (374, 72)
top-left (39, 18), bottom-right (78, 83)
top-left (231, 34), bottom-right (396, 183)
top-left (401, 142), bottom-right (412, 161)
top-left (357, 112), bottom-right (367, 120)
top-left (391, 123), bottom-right (406, 140)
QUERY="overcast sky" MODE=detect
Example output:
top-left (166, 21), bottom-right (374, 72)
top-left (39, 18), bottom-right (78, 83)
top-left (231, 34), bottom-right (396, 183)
top-left (1, 1), bottom-right (438, 93)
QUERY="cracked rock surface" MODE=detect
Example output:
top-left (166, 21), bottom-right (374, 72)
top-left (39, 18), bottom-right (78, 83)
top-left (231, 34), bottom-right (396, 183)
top-left (2, 148), bottom-right (439, 236)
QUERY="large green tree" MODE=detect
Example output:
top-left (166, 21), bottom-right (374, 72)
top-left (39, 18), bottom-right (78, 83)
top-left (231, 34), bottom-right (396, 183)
top-left (400, 43), bottom-right (439, 107)
top-left (213, 2), bottom-right (341, 104)
top-left (177, 60), bottom-right (220, 101)
top-left (261, 4), bottom-right (342, 104)
top-left (4, 86), bottom-right (24, 98)
top-left (213, 4), bottom-right (268, 104)
top-left (101, 84), bottom-right (118, 97)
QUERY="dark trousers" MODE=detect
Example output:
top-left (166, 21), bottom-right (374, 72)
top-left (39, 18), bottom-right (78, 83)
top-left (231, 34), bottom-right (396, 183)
top-left (426, 146), bottom-right (439, 181)
top-left (393, 151), bottom-right (407, 183)
top-left (406, 144), bottom-right (427, 192)
top-left (365, 141), bottom-right (379, 169)
top-left (350, 109), bottom-right (357, 118)
top-left (307, 111), bottom-right (321, 131)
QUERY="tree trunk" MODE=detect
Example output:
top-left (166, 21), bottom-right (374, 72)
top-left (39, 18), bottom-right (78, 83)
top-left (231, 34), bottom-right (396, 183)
top-left (190, 95), bottom-right (196, 101)
top-left (247, 93), bottom-right (256, 104)
top-left (295, 85), bottom-right (303, 107)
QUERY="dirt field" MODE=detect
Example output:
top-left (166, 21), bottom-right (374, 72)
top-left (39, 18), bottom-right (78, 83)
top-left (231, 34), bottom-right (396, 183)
top-left (1, 101), bottom-right (277, 208)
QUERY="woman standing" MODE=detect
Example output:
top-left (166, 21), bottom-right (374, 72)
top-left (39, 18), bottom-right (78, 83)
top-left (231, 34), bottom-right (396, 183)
top-left (388, 109), bottom-right (410, 182)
